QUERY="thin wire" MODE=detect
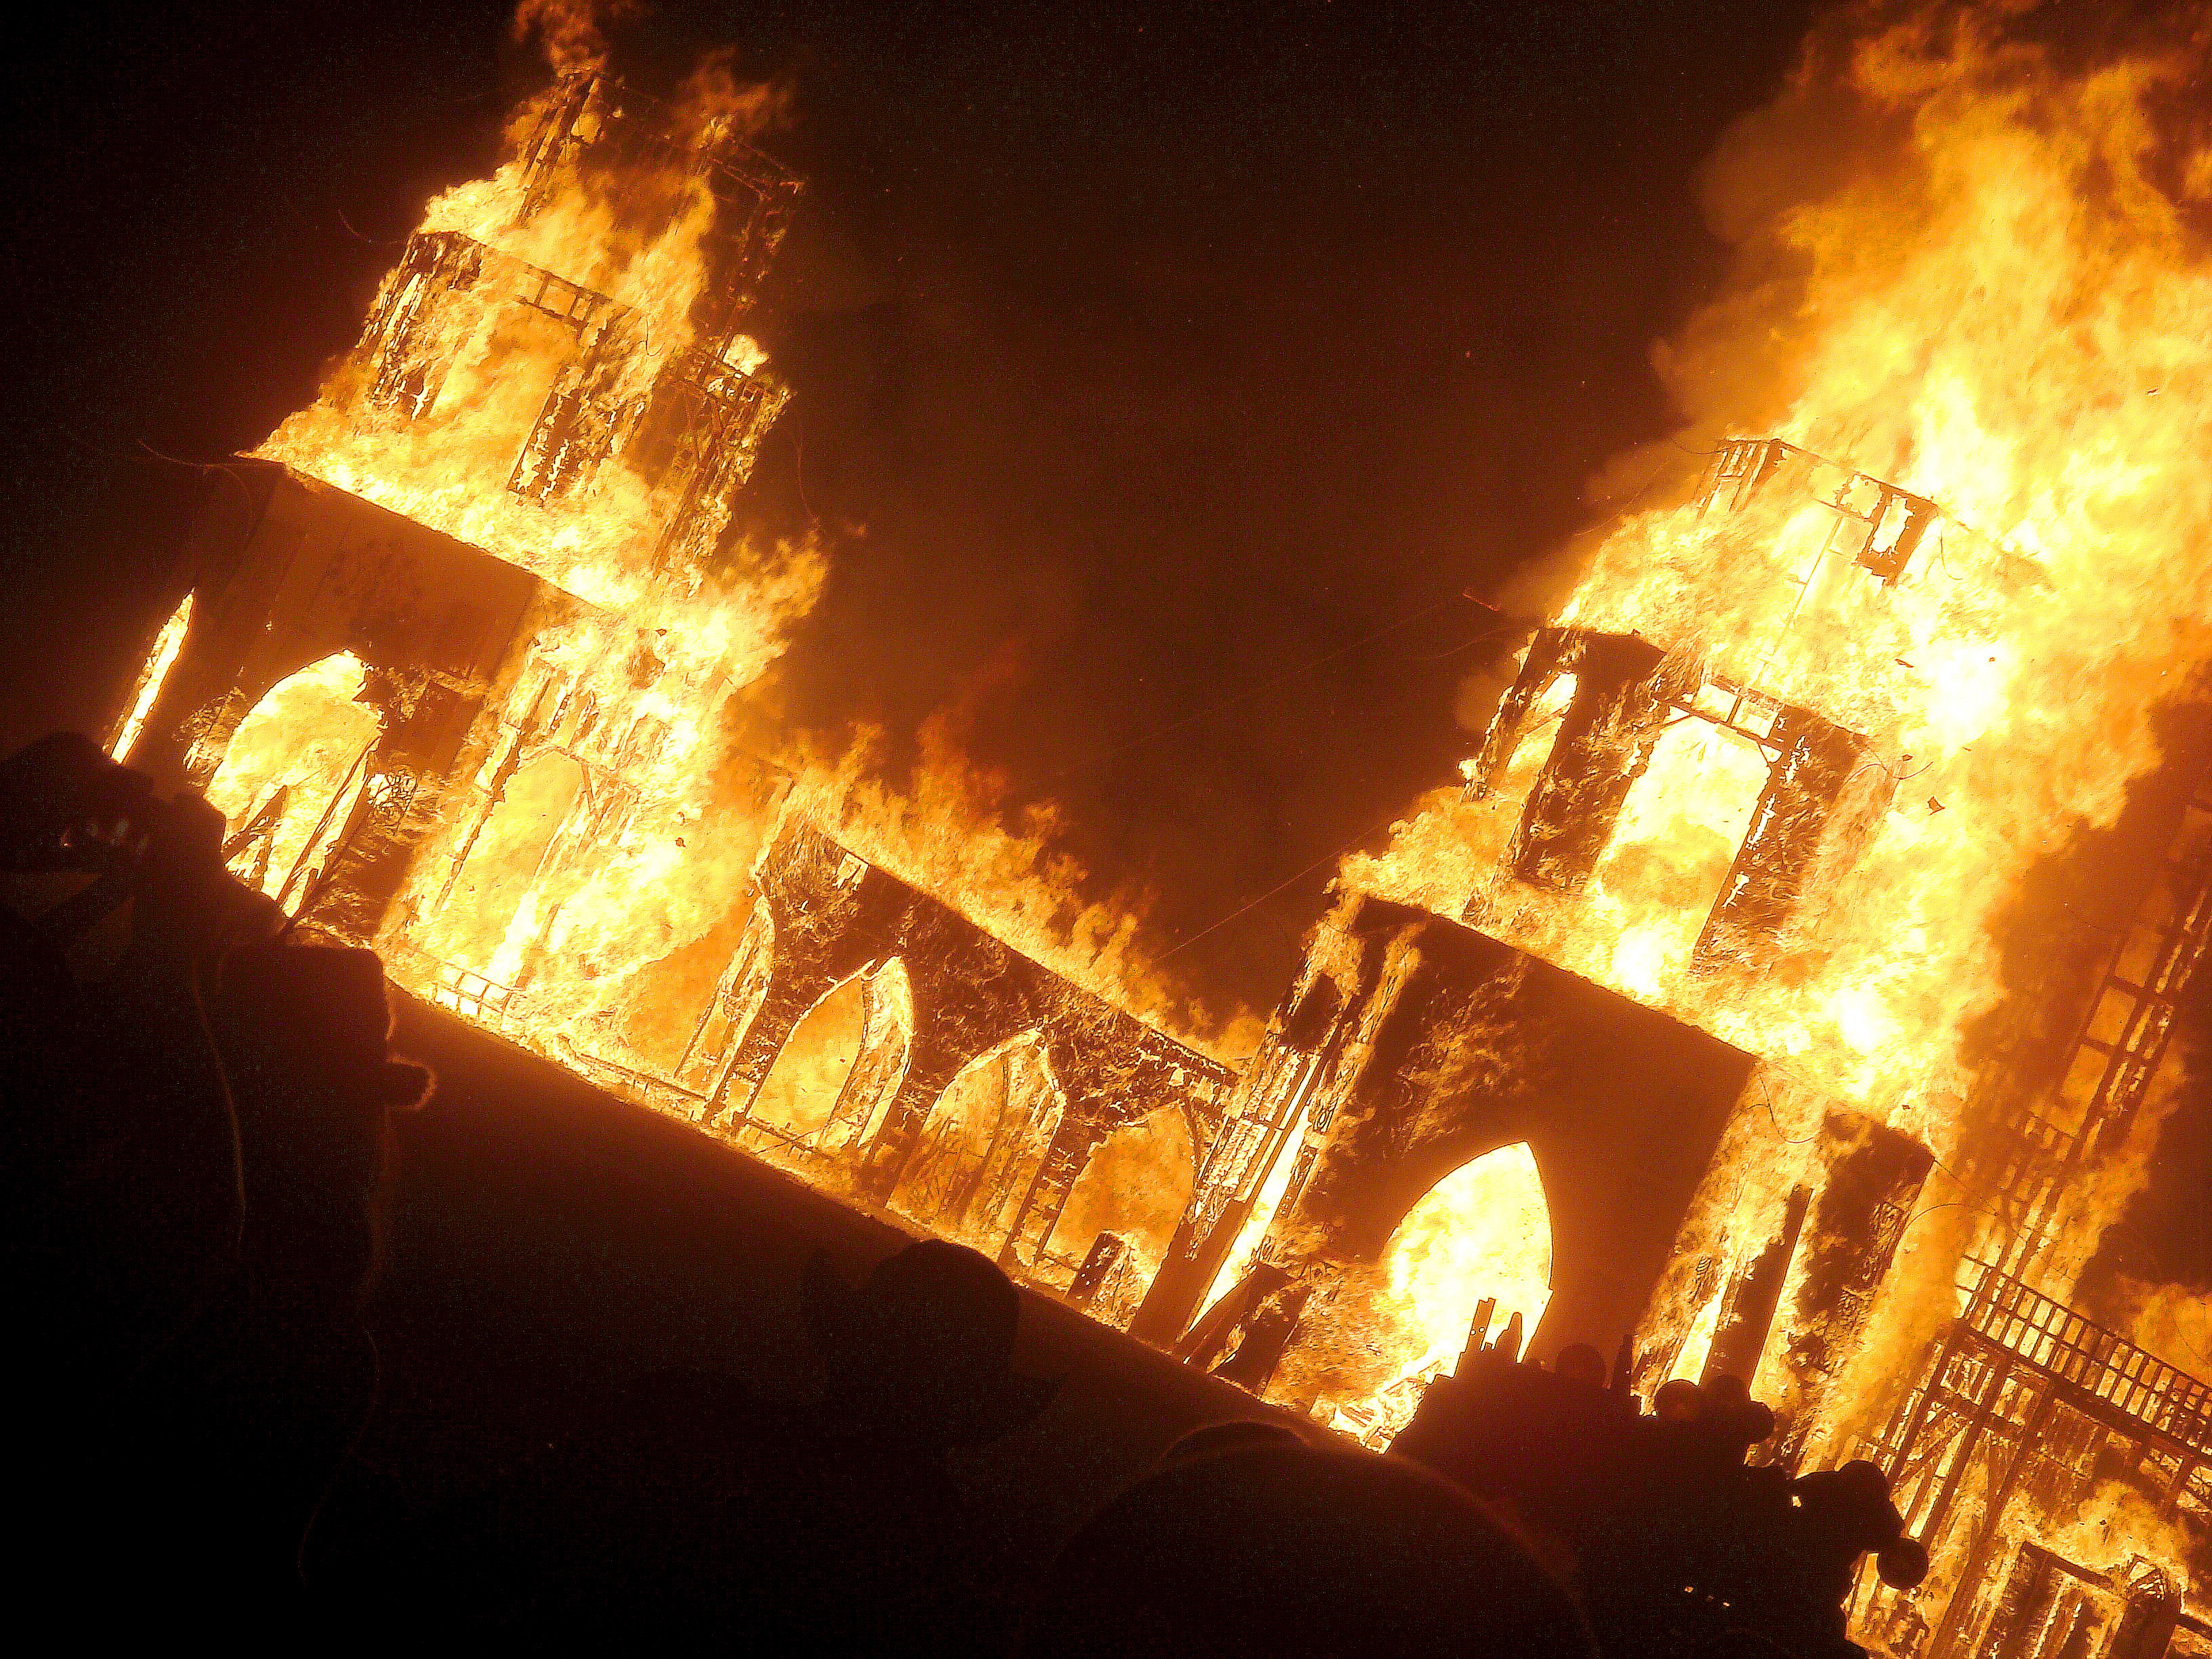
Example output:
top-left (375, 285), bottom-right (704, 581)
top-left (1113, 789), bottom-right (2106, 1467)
top-left (1406, 623), bottom-right (1515, 663)
top-left (1759, 1092), bottom-right (1822, 1146)
top-left (1152, 844), bottom-right (1347, 964)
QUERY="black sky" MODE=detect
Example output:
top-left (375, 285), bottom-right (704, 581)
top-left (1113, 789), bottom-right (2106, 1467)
top-left (3, 0), bottom-right (1822, 1026)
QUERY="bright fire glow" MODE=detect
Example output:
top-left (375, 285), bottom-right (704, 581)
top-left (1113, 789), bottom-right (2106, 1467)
top-left (1329, 1143), bottom-right (1552, 1443)
top-left (1334, 0), bottom-right (2212, 1589)
top-left (203, 653), bottom-right (382, 901)
top-left (110, 594), bottom-right (192, 760)
top-left (1387, 1142), bottom-right (1553, 1368)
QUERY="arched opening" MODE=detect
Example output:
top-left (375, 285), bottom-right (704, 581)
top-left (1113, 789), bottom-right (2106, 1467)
top-left (745, 960), bottom-right (914, 1160)
top-left (828, 958), bottom-right (914, 1155)
top-left (673, 901), bottom-right (774, 1098)
top-left (203, 651), bottom-right (382, 904)
top-left (111, 592), bottom-right (194, 760)
top-left (888, 1033), bottom-right (1063, 1248)
top-left (1052, 1103), bottom-right (1196, 1320)
top-left (422, 748), bottom-right (586, 981)
top-left (599, 804), bottom-right (785, 1073)
top-left (750, 974), bottom-right (866, 1143)
top-left (1329, 1143), bottom-right (1553, 1443)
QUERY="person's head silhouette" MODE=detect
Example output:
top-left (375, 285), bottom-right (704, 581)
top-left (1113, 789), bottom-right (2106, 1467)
top-left (802, 1240), bottom-right (1061, 1449)
top-left (1021, 1442), bottom-right (1595, 1656)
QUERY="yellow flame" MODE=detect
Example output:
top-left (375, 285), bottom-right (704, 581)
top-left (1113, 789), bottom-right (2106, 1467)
top-left (111, 594), bottom-right (192, 760)
top-left (203, 653), bottom-right (381, 900)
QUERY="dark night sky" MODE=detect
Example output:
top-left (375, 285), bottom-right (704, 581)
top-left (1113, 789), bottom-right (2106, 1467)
top-left (2, 0), bottom-right (1822, 1025)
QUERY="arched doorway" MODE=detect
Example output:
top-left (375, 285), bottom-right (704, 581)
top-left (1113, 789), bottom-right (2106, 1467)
top-left (673, 901), bottom-right (774, 1099)
top-left (888, 1033), bottom-right (1063, 1249)
top-left (420, 748), bottom-right (586, 981)
top-left (1052, 1103), bottom-right (1197, 1319)
top-left (823, 959), bottom-right (914, 1155)
top-left (203, 651), bottom-right (382, 905)
top-left (1330, 1143), bottom-right (1553, 1443)
top-left (743, 960), bottom-right (914, 1162)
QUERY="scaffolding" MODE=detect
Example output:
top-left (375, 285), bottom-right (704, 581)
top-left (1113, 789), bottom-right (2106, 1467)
top-left (1855, 1259), bottom-right (2212, 1658)
top-left (1992, 785), bottom-right (2212, 1284)
top-left (1846, 760), bottom-right (2212, 1656)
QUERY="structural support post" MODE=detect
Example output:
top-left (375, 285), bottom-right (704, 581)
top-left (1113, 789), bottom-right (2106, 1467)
top-left (1926, 1382), bottom-right (2058, 1659)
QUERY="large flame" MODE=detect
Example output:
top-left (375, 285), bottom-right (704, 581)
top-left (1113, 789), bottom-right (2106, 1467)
top-left (1329, 1143), bottom-right (1553, 1445)
top-left (203, 11), bottom-right (1237, 1353)
top-left (1356, 3), bottom-right (2212, 1215)
top-left (1343, 0), bottom-right (2212, 1607)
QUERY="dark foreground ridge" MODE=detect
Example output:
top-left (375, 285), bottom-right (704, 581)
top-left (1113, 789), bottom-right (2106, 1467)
top-left (5, 733), bottom-right (1919, 1655)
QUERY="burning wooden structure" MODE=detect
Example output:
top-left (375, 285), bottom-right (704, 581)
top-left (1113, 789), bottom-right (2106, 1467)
top-left (1133, 438), bottom-right (2212, 1652)
top-left (649, 821), bottom-right (1233, 1289)
top-left (108, 70), bottom-right (1227, 1310)
top-left (101, 24), bottom-right (2212, 1656)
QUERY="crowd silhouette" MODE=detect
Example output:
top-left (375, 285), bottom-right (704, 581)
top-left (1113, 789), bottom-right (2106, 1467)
top-left (3, 733), bottom-right (1923, 1655)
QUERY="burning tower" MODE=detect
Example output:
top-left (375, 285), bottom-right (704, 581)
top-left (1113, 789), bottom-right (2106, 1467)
top-left (1128, 16), bottom-right (2212, 1650)
top-left (110, 67), bottom-right (1233, 1314)
top-left (1129, 450), bottom-right (2212, 1649)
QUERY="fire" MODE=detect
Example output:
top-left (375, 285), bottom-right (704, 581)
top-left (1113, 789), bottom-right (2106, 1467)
top-left (777, 710), bottom-right (1245, 1056)
top-left (110, 594), bottom-right (192, 760)
top-left (235, 38), bottom-right (1223, 1075)
top-left (258, 67), bottom-right (798, 616)
top-left (125, 2), bottom-right (2212, 1640)
top-left (203, 652), bottom-right (381, 902)
top-left (1325, 0), bottom-right (2212, 1636)
top-left (152, 9), bottom-right (1240, 1345)
top-left (1328, 1143), bottom-right (1553, 1445)
top-left (211, 45), bottom-right (833, 1069)
top-left (1356, 6), bottom-right (2212, 1215)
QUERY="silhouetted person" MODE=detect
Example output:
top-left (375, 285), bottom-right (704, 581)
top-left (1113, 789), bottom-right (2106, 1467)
top-left (1555, 1343), bottom-right (1609, 1392)
top-left (802, 1239), bottom-right (1062, 1454)
top-left (3, 735), bottom-right (431, 1634)
top-left (1731, 1460), bottom-right (1919, 1657)
top-left (161, 945), bottom-right (428, 1575)
top-left (1020, 1441), bottom-right (1596, 1657)
top-left (3, 735), bottom-right (260, 1387)
top-left (508, 1239), bottom-right (1060, 1650)
top-left (1696, 1374), bottom-right (1777, 1463)
top-left (1653, 1376), bottom-right (1703, 1422)
top-left (767, 1239), bottom-right (1062, 1647)
top-left (1154, 1416), bottom-right (1305, 1471)
top-left (1387, 1327), bottom-right (1941, 1657)
top-left (106, 941), bottom-right (429, 1631)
